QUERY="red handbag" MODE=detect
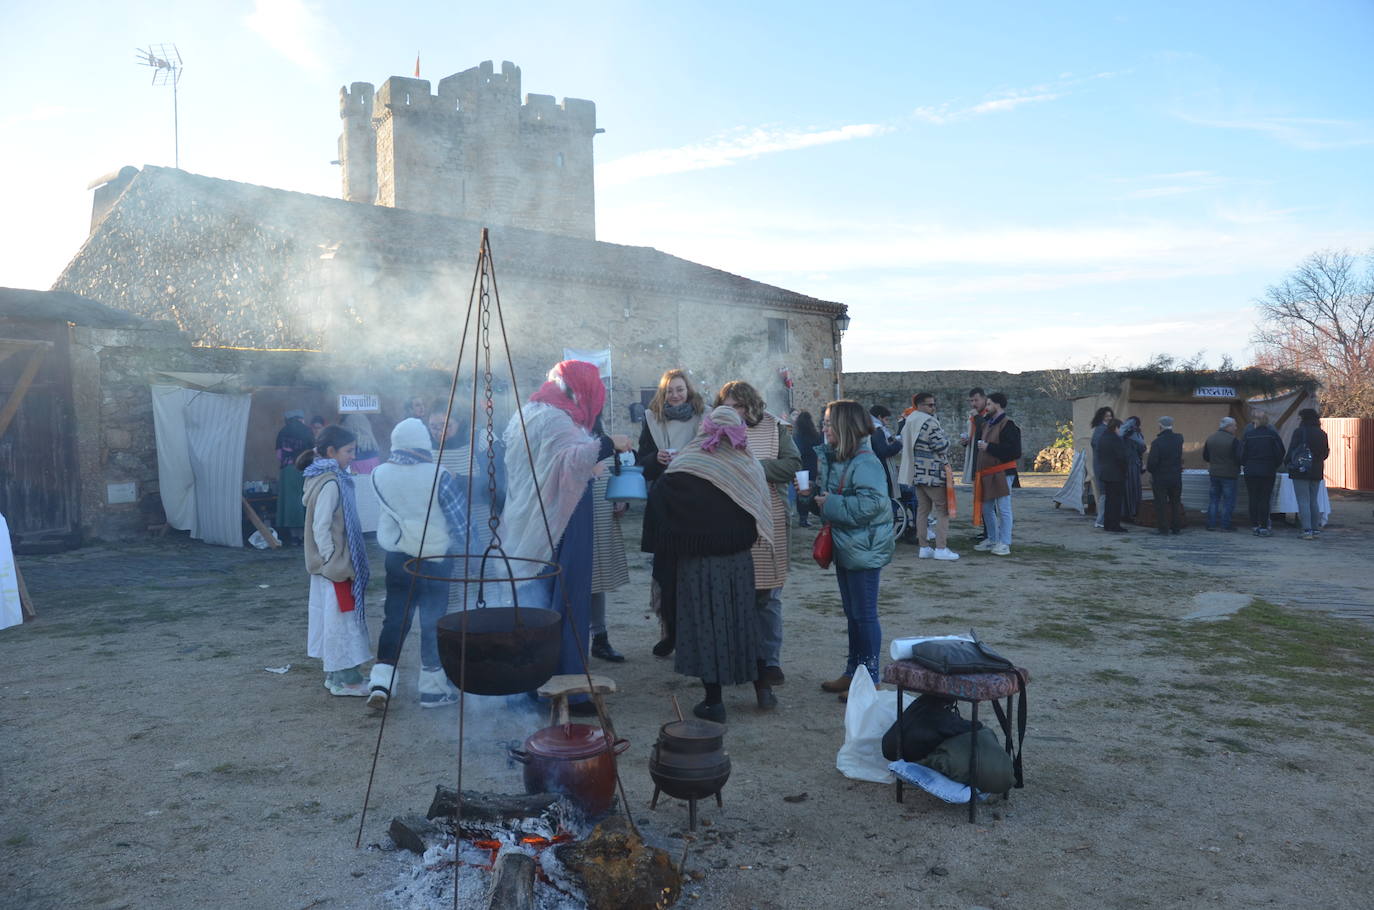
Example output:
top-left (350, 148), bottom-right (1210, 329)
top-left (810, 465), bottom-right (850, 569)
top-left (812, 524), bottom-right (834, 568)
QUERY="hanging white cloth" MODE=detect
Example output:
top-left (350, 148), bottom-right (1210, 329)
top-left (150, 384), bottom-right (252, 547)
top-left (0, 513), bottom-right (22, 631)
top-left (1052, 450), bottom-right (1089, 513)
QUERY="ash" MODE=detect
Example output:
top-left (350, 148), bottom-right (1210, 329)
top-left (384, 828), bottom-right (588, 909)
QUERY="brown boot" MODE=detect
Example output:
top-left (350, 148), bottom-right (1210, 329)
top-left (820, 675), bottom-right (853, 693)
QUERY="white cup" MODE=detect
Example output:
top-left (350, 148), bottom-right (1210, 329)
top-left (795, 469), bottom-right (810, 492)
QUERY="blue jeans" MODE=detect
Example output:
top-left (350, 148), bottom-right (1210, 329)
top-left (1207, 477), bottom-right (1237, 530)
top-left (980, 496), bottom-right (1013, 545)
top-left (377, 550), bottom-right (450, 668)
top-left (755, 586), bottom-right (784, 668)
top-left (835, 566), bottom-right (882, 682)
top-left (1291, 478), bottom-right (1321, 532)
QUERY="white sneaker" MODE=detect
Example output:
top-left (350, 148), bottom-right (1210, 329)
top-left (367, 663), bottom-right (395, 710)
top-left (991, 543), bottom-right (1011, 556)
top-left (326, 680), bottom-right (370, 697)
top-left (418, 667), bottom-right (460, 709)
top-left (918, 547), bottom-right (934, 559)
top-left (974, 539), bottom-right (994, 552)
top-left (933, 548), bottom-right (961, 561)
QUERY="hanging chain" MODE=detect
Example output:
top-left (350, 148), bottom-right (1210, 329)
top-left (481, 258), bottom-right (502, 548)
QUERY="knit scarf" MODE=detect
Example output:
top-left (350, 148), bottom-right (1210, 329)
top-left (303, 458), bottom-right (370, 623)
top-left (662, 401), bottom-right (696, 422)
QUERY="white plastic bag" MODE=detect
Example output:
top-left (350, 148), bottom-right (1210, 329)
top-left (248, 527), bottom-right (280, 549)
top-left (835, 671), bottom-right (898, 783)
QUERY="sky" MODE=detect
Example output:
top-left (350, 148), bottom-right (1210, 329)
top-left (1, 0), bottom-right (1371, 372)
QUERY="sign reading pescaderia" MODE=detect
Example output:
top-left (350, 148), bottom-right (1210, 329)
top-left (338, 393), bottom-right (381, 413)
top-left (1192, 386), bottom-right (1238, 399)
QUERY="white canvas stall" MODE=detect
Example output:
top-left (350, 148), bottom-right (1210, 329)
top-left (151, 381), bottom-right (252, 547)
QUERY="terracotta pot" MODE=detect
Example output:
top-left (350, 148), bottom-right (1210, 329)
top-left (510, 724), bottom-right (630, 816)
top-left (649, 719), bottom-right (731, 801)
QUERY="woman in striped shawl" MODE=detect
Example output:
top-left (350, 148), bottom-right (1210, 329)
top-left (641, 406), bottom-right (775, 723)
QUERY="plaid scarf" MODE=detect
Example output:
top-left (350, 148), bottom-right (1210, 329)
top-left (302, 458), bottom-right (370, 626)
top-left (388, 449), bottom-right (470, 547)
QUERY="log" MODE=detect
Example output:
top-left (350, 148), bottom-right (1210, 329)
top-left (485, 852), bottom-right (536, 910)
top-left (388, 815), bottom-right (443, 855)
top-left (241, 497), bottom-right (282, 548)
top-left (427, 787), bottom-right (561, 822)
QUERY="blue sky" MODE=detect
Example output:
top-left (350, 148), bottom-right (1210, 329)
top-left (2, 0), bottom-right (1371, 371)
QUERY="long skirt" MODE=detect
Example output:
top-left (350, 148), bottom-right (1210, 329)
top-left (673, 551), bottom-right (759, 686)
top-left (276, 465), bottom-right (306, 530)
top-left (306, 575), bottom-right (372, 672)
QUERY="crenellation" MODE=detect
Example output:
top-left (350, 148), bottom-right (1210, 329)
top-left (338, 59), bottom-right (597, 239)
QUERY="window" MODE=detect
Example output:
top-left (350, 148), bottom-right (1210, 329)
top-left (767, 318), bottom-right (789, 354)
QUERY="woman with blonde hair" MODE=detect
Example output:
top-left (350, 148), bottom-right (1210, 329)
top-left (715, 380), bottom-right (801, 690)
top-left (637, 369), bottom-right (705, 480)
top-left (800, 400), bottom-right (895, 699)
top-left (636, 368), bottom-right (706, 656)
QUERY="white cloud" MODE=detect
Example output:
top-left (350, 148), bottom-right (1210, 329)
top-left (968, 93), bottom-right (1061, 115)
top-left (597, 122), bottom-right (893, 186)
top-left (1181, 115), bottom-right (1374, 150)
top-left (244, 0), bottom-right (336, 74)
top-left (910, 71), bottom-right (1123, 125)
top-left (1115, 170), bottom-right (1226, 200)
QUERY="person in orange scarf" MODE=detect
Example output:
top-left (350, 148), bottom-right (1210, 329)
top-left (972, 393), bottom-right (1021, 556)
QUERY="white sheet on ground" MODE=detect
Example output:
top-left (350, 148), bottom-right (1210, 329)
top-left (151, 384), bottom-right (252, 547)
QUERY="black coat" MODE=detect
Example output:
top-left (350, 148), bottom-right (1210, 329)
top-left (1146, 430), bottom-right (1184, 484)
top-left (1240, 426), bottom-right (1286, 478)
top-left (1095, 431), bottom-right (1129, 483)
top-left (1286, 424), bottom-right (1330, 481)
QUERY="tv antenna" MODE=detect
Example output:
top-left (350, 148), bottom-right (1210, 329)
top-left (136, 44), bottom-right (183, 168)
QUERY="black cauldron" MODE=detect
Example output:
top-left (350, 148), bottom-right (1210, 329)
top-left (435, 606), bottom-right (562, 696)
top-left (648, 719), bottom-right (731, 801)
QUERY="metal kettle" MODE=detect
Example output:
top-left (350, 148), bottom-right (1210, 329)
top-left (605, 451), bottom-right (648, 502)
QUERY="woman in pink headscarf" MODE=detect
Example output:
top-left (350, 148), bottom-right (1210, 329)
top-left (500, 361), bottom-right (632, 712)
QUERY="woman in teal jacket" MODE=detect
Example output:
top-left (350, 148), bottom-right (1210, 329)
top-left (800, 399), bottom-right (896, 698)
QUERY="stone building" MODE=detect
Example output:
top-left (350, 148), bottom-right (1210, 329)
top-left (56, 61), bottom-right (848, 424)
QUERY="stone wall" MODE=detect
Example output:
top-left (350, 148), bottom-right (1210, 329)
top-left (57, 168), bottom-right (847, 427)
top-left (343, 61), bottom-right (598, 240)
top-left (68, 322), bottom-right (324, 542)
top-left (842, 369), bottom-right (1082, 470)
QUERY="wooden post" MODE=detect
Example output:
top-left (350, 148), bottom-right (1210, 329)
top-left (15, 562), bottom-right (35, 621)
top-left (0, 343), bottom-right (50, 439)
top-left (241, 497), bottom-right (282, 548)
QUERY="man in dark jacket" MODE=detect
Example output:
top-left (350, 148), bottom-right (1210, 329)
top-left (1240, 413), bottom-right (1286, 537)
top-left (1202, 416), bottom-right (1242, 531)
top-left (1146, 416), bottom-right (1185, 535)
top-left (1096, 419), bottom-right (1129, 532)
top-left (868, 405), bottom-right (902, 497)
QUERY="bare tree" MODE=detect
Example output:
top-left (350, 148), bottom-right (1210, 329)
top-left (1253, 249), bottom-right (1374, 417)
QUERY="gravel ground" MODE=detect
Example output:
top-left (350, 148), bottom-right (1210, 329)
top-left (3, 477), bottom-right (1371, 910)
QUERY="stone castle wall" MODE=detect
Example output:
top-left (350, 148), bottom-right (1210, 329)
top-left (341, 61), bottom-right (597, 240)
top-left (843, 369), bottom-right (1083, 469)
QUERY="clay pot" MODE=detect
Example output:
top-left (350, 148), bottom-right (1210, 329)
top-left (511, 724), bottom-right (630, 816)
top-left (649, 719), bottom-right (731, 801)
top-left (435, 606), bottom-right (562, 696)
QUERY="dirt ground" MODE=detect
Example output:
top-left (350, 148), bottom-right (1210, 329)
top-left (4, 476), bottom-right (1373, 910)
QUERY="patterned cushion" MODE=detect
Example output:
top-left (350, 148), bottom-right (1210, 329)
top-left (881, 660), bottom-right (1029, 700)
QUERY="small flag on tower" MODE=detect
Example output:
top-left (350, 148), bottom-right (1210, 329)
top-left (414, 53), bottom-right (420, 78)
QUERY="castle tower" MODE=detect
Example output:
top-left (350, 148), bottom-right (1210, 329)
top-left (337, 60), bottom-right (598, 240)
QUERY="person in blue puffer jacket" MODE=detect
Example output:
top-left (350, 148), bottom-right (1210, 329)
top-left (800, 399), bottom-right (896, 701)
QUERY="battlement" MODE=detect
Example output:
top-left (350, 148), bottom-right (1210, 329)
top-left (339, 82), bottom-right (374, 119)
